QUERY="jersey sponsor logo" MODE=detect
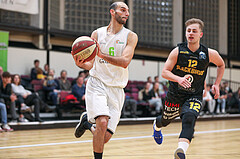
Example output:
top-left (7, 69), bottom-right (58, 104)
top-left (199, 51), bottom-right (206, 60)
top-left (180, 51), bottom-right (189, 54)
top-left (184, 74), bottom-right (194, 83)
top-left (190, 56), bottom-right (198, 59)
top-left (165, 101), bottom-right (180, 107)
top-left (116, 40), bottom-right (124, 44)
top-left (178, 84), bottom-right (196, 92)
top-left (99, 58), bottom-right (109, 64)
top-left (176, 65), bottom-right (205, 76)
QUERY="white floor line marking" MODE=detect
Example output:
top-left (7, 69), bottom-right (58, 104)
top-left (0, 128), bottom-right (240, 150)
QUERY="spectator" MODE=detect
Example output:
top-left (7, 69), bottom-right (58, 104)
top-left (223, 81), bottom-right (233, 107)
top-left (0, 72), bottom-right (18, 122)
top-left (223, 81), bottom-right (232, 94)
top-left (78, 71), bottom-right (86, 78)
top-left (83, 70), bottom-right (89, 78)
top-left (58, 70), bottom-right (71, 91)
top-left (43, 64), bottom-right (49, 76)
top-left (147, 76), bottom-right (153, 90)
top-left (202, 84), bottom-right (216, 115)
top-left (43, 69), bottom-right (60, 106)
top-left (11, 74), bottom-right (44, 122)
top-left (72, 76), bottom-right (85, 106)
top-left (0, 102), bottom-right (13, 132)
top-left (140, 82), bottom-right (152, 102)
top-left (71, 71), bottom-right (86, 86)
top-left (154, 76), bottom-right (166, 98)
top-left (227, 87), bottom-right (240, 113)
top-left (149, 82), bottom-right (163, 115)
top-left (36, 67), bottom-right (46, 80)
top-left (122, 95), bottom-right (138, 118)
top-left (30, 59), bottom-right (42, 80)
top-left (216, 83), bottom-right (227, 114)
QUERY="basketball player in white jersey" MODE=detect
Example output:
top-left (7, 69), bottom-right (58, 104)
top-left (73, 2), bottom-right (138, 159)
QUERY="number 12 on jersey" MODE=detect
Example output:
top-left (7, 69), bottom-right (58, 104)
top-left (189, 102), bottom-right (201, 112)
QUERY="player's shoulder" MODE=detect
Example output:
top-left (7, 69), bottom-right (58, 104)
top-left (208, 48), bottom-right (219, 54)
top-left (177, 42), bottom-right (187, 48)
top-left (127, 30), bottom-right (138, 43)
top-left (124, 27), bottom-right (138, 37)
top-left (128, 31), bottom-right (138, 39)
top-left (170, 46), bottom-right (179, 55)
top-left (93, 26), bottom-right (107, 34)
top-left (91, 26), bottom-right (107, 40)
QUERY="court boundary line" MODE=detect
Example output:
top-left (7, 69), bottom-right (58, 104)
top-left (0, 128), bottom-right (240, 150)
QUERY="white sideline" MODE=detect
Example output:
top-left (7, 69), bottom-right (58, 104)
top-left (0, 128), bottom-right (240, 150)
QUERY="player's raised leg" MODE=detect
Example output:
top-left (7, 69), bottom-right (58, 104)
top-left (75, 112), bottom-right (92, 138)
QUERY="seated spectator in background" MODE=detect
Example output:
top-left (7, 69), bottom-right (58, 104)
top-left (36, 67), bottom-right (46, 80)
top-left (58, 70), bottom-right (71, 91)
top-left (223, 81), bottom-right (232, 94)
top-left (149, 82), bottom-right (163, 115)
top-left (122, 95), bottom-right (138, 118)
top-left (30, 59), bottom-right (41, 81)
top-left (11, 74), bottom-right (44, 122)
top-left (202, 84), bottom-right (216, 115)
top-left (154, 76), bottom-right (166, 98)
top-left (216, 83), bottom-right (227, 114)
top-left (72, 76), bottom-right (85, 106)
top-left (43, 64), bottom-right (49, 76)
top-left (43, 69), bottom-right (60, 107)
top-left (139, 82), bottom-right (152, 102)
top-left (0, 72), bottom-right (18, 122)
top-left (223, 81), bottom-right (233, 107)
top-left (71, 71), bottom-right (86, 86)
top-left (84, 70), bottom-right (89, 79)
top-left (147, 76), bottom-right (153, 90)
top-left (227, 87), bottom-right (240, 113)
top-left (0, 102), bottom-right (13, 132)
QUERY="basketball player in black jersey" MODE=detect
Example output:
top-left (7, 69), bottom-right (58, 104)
top-left (153, 18), bottom-right (225, 159)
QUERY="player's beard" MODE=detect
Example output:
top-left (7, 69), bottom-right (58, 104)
top-left (115, 12), bottom-right (126, 24)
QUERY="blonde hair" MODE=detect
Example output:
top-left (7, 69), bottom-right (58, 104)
top-left (185, 18), bottom-right (204, 31)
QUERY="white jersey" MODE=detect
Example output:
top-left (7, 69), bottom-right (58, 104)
top-left (89, 26), bottom-right (131, 88)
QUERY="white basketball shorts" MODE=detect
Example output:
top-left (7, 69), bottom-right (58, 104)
top-left (86, 76), bottom-right (125, 133)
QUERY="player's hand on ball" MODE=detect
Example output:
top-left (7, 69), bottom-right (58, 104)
top-left (72, 52), bottom-right (86, 66)
top-left (178, 77), bottom-right (191, 88)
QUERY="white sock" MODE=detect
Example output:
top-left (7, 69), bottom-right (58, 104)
top-left (178, 142), bottom-right (189, 154)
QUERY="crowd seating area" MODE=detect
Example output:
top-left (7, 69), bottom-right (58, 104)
top-left (0, 64), bottom-right (238, 126)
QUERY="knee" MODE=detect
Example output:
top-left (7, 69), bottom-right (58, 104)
top-left (182, 113), bottom-right (195, 127)
top-left (96, 116), bottom-right (108, 132)
top-left (180, 113), bottom-right (196, 141)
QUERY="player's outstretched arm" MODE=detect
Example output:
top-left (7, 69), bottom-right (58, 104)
top-left (209, 48), bottom-right (225, 99)
top-left (162, 47), bottom-right (191, 88)
top-left (97, 32), bottom-right (138, 68)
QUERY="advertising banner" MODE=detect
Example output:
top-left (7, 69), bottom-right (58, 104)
top-left (0, 31), bottom-right (9, 71)
top-left (0, 0), bottom-right (38, 14)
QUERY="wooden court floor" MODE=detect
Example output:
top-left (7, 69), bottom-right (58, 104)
top-left (0, 119), bottom-right (240, 159)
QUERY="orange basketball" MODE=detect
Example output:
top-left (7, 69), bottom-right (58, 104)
top-left (71, 36), bottom-right (98, 62)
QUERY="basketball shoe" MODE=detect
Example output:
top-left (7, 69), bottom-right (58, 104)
top-left (152, 119), bottom-right (163, 144)
top-left (174, 148), bottom-right (185, 159)
top-left (74, 112), bottom-right (88, 138)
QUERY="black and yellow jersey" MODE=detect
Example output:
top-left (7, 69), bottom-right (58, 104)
top-left (168, 42), bottom-right (209, 96)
